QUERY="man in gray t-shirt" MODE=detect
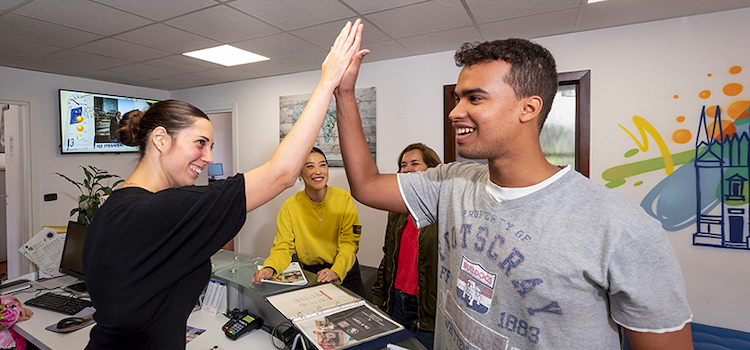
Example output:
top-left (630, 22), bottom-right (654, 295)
top-left (334, 38), bottom-right (693, 349)
top-left (398, 161), bottom-right (691, 348)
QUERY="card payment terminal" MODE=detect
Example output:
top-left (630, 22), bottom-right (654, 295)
top-left (222, 309), bottom-right (263, 340)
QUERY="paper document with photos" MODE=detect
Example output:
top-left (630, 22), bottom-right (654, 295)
top-left (261, 262), bottom-right (308, 285)
top-left (266, 283), bottom-right (403, 350)
top-left (19, 228), bottom-right (64, 276)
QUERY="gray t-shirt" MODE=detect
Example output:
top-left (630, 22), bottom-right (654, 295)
top-left (398, 161), bottom-right (692, 350)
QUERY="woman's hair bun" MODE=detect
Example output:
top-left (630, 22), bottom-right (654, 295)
top-left (117, 110), bottom-right (144, 147)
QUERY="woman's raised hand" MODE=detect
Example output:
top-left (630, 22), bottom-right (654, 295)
top-left (320, 19), bottom-right (365, 88)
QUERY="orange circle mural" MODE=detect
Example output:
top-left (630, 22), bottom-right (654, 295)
top-left (723, 83), bottom-right (743, 96)
top-left (727, 101), bottom-right (750, 120)
top-left (729, 66), bottom-right (742, 74)
top-left (673, 129), bottom-right (692, 144)
top-left (699, 90), bottom-right (711, 99)
top-left (676, 116), bottom-right (685, 122)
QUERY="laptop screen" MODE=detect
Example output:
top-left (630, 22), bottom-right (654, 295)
top-left (59, 221), bottom-right (88, 280)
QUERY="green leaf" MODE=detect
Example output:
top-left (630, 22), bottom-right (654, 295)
top-left (55, 172), bottom-right (84, 193)
top-left (57, 165), bottom-right (123, 223)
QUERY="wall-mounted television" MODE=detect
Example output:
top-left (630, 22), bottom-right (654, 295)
top-left (59, 89), bottom-right (159, 154)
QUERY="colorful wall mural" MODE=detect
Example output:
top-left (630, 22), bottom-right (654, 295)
top-left (601, 66), bottom-right (750, 250)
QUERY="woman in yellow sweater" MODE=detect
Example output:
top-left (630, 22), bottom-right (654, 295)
top-left (252, 147), bottom-right (365, 297)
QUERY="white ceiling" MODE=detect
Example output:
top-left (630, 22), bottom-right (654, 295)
top-left (1, 0), bottom-right (748, 91)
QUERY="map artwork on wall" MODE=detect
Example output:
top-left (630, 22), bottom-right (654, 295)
top-left (280, 87), bottom-right (376, 167)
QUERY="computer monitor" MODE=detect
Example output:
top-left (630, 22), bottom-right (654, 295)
top-left (207, 163), bottom-right (223, 179)
top-left (59, 221), bottom-right (88, 292)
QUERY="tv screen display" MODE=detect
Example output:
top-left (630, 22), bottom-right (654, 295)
top-left (59, 89), bottom-right (159, 154)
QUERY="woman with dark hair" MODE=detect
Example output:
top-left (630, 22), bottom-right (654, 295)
top-left (371, 143), bottom-right (440, 350)
top-left (251, 147), bottom-right (365, 297)
top-left (82, 20), bottom-right (366, 349)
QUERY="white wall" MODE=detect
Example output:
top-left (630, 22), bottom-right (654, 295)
top-left (175, 8), bottom-right (750, 332)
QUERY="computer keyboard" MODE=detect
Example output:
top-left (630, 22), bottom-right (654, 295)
top-left (0, 279), bottom-right (32, 294)
top-left (24, 292), bottom-right (94, 315)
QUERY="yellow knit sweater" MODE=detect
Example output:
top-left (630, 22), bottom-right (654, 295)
top-left (263, 187), bottom-right (360, 282)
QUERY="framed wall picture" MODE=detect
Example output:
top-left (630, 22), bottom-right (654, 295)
top-left (280, 87), bottom-right (377, 167)
top-left (443, 70), bottom-right (590, 177)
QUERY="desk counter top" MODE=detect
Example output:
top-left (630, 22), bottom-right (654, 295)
top-left (9, 275), bottom-right (277, 350)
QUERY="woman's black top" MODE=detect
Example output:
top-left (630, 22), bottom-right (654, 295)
top-left (83, 174), bottom-right (246, 349)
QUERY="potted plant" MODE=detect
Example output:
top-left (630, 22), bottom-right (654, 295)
top-left (55, 165), bottom-right (124, 225)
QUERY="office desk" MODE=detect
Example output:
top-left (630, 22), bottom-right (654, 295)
top-left (8, 275), bottom-right (278, 350)
top-left (213, 256), bottom-right (427, 350)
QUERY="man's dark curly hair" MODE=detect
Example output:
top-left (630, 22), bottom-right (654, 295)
top-left (454, 39), bottom-right (558, 130)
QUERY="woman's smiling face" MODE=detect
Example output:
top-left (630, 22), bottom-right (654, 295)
top-left (161, 117), bottom-right (214, 187)
top-left (301, 151), bottom-right (328, 191)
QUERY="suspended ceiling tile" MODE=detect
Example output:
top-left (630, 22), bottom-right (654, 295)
top-left (108, 63), bottom-right (183, 79)
top-left (290, 17), bottom-right (389, 48)
top-left (142, 55), bottom-right (221, 74)
top-left (75, 38), bottom-right (172, 62)
top-left (341, 0), bottom-right (427, 14)
top-left (143, 73), bottom-right (225, 91)
top-left (0, 13), bottom-right (102, 48)
top-left (576, 0), bottom-right (698, 32)
top-left (357, 40), bottom-right (412, 62)
top-left (398, 26), bottom-right (483, 56)
top-left (278, 51), bottom-right (330, 71)
top-left (686, 0), bottom-right (750, 15)
top-left (91, 0), bottom-right (218, 21)
top-left (43, 50), bottom-right (130, 70)
top-left (231, 59), bottom-right (298, 78)
top-left (233, 32), bottom-right (324, 59)
top-left (77, 69), bottom-right (153, 86)
top-left (0, 52), bottom-right (32, 66)
top-left (479, 8), bottom-right (579, 40)
top-left (0, 34), bottom-right (62, 57)
top-left (14, 0), bottom-right (153, 36)
top-left (166, 5), bottom-right (281, 43)
top-left (192, 66), bottom-right (262, 82)
top-left (12, 58), bottom-right (93, 76)
top-left (115, 23), bottom-right (222, 54)
top-left (365, 0), bottom-right (473, 39)
top-left (0, 0), bottom-right (27, 11)
top-left (229, 0), bottom-right (356, 31)
top-left (464, 0), bottom-right (580, 24)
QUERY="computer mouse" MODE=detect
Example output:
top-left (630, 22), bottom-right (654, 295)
top-left (57, 317), bottom-right (85, 329)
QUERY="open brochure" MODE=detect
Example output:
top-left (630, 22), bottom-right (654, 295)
top-left (262, 262), bottom-right (308, 285)
top-left (266, 284), bottom-right (403, 350)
